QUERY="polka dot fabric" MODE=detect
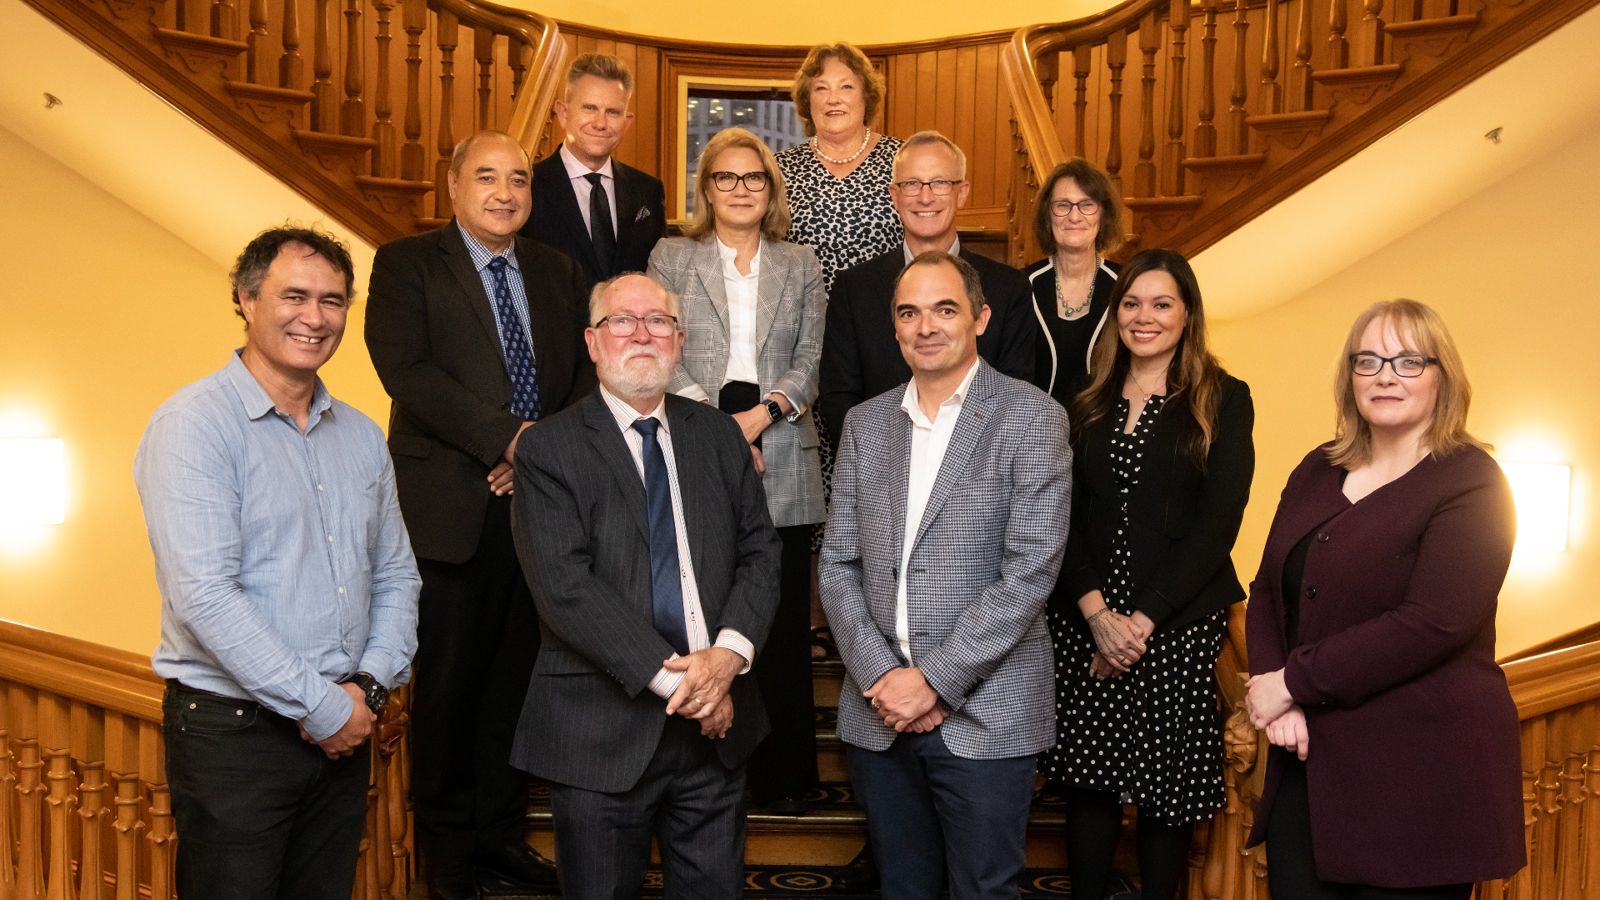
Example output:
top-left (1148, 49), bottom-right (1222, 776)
top-left (777, 136), bottom-right (905, 295)
top-left (1043, 396), bottom-right (1227, 826)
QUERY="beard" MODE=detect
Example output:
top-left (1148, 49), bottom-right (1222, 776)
top-left (598, 345), bottom-right (673, 403)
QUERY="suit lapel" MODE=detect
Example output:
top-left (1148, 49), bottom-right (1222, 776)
top-left (583, 395), bottom-right (649, 542)
top-left (692, 238), bottom-right (731, 332)
top-left (440, 223), bottom-right (504, 351)
top-left (540, 151), bottom-right (603, 277)
top-left (754, 238), bottom-right (782, 354)
top-left (887, 403), bottom-right (911, 566)
top-left (614, 165), bottom-right (647, 249)
top-left (913, 364), bottom-right (992, 549)
top-left (513, 239), bottom-right (561, 392)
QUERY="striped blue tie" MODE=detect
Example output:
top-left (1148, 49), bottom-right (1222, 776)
top-left (631, 417), bottom-right (690, 656)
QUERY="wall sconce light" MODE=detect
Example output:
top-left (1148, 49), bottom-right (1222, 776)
top-left (1500, 461), bottom-right (1571, 554)
top-left (0, 437), bottom-right (66, 527)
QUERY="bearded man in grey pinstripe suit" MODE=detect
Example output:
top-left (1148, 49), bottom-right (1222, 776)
top-left (820, 251), bottom-right (1072, 900)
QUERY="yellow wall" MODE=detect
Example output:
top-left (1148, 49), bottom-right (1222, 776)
top-left (0, 124), bottom-right (391, 655)
top-left (498, 0), bottom-right (1116, 45)
top-left (1212, 125), bottom-right (1600, 656)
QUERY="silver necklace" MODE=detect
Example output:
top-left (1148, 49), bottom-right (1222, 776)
top-left (811, 130), bottom-right (872, 166)
top-left (1054, 255), bottom-right (1099, 319)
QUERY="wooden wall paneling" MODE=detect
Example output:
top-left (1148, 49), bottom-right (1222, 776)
top-left (913, 50), bottom-right (938, 132)
top-left (955, 45), bottom-right (982, 197)
top-left (886, 52), bottom-right (916, 140)
top-left (632, 44), bottom-right (661, 177)
top-left (972, 43), bottom-right (1003, 220)
top-left (933, 47), bottom-right (958, 152)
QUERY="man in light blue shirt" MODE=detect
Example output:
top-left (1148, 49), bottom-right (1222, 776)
top-left (135, 226), bottom-right (420, 900)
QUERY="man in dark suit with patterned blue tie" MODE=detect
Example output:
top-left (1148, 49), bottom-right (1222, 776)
top-left (520, 53), bottom-right (666, 291)
top-left (820, 251), bottom-right (1072, 899)
top-left (366, 130), bottom-right (592, 899)
top-left (508, 273), bottom-right (779, 899)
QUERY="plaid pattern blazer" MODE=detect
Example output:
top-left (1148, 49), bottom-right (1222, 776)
top-left (647, 235), bottom-right (826, 528)
top-left (820, 361), bottom-right (1072, 758)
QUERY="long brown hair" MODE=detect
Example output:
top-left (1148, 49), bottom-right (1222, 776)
top-left (1071, 248), bottom-right (1228, 464)
top-left (1325, 299), bottom-right (1488, 467)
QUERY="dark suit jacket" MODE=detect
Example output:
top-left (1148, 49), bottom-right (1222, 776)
top-left (508, 391), bottom-right (781, 793)
top-left (520, 149), bottom-right (666, 290)
top-left (1244, 444), bottom-right (1524, 887)
top-left (1057, 375), bottom-right (1255, 632)
top-left (818, 246), bottom-right (1035, 441)
top-left (365, 221), bottom-right (594, 564)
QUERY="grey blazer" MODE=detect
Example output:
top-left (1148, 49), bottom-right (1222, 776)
top-left (647, 235), bottom-right (826, 529)
top-left (508, 391), bottom-right (781, 792)
top-left (819, 361), bottom-right (1072, 759)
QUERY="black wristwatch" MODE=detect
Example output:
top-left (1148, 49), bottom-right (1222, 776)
top-left (341, 672), bottom-right (389, 715)
top-left (762, 398), bottom-right (784, 422)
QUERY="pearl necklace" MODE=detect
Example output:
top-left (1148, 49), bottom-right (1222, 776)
top-left (1054, 255), bottom-right (1100, 319)
top-left (811, 130), bottom-right (872, 166)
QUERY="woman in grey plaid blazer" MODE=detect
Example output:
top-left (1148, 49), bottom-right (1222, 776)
top-left (646, 127), bottom-right (825, 810)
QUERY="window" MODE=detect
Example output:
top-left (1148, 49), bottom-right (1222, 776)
top-left (683, 87), bottom-right (806, 217)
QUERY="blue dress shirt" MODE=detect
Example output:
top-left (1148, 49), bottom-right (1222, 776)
top-left (135, 351), bottom-right (421, 741)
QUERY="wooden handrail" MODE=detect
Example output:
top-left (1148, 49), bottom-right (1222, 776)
top-left (429, 0), bottom-right (566, 168)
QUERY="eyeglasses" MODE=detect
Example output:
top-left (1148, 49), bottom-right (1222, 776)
top-left (709, 171), bottom-right (769, 192)
top-left (891, 178), bottom-right (963, 196)
top-left (1050, 198), bottom-right (1101, 217)
top-left (1349, 353), bottom-right (1438, 378)
top-left (594, 314), bottom-right (679, 337)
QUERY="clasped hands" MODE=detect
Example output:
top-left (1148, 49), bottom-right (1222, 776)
top-left (488, 421), bottom-right (536, 496)
top-left (1245, 668), bottom-right (1309, 760)
top-left (864, 667), bottom-right (947, 733)
top-left (664, 646), bottom-right (743, 740)
top-left (1086, 606), bottom-right (1154, 679)
top-left (297, 682), bottom-right (376, 760)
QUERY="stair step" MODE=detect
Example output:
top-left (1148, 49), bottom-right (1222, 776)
top-left (223, 80), bottom-right (313, 129)
top-left (1387, 13), bottom-right (1482, 60)
top-left (151, 27), bottom-right (245, 78)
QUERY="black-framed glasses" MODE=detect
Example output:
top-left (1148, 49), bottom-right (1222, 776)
top-left (891, 178), bottom-right (963, 196)
top-left (1350, 352), bottom-right (1438, 377)
top-left (709, 171), bottom-right (769, 192)
top-left (1050, 198), bottom-right (1101, 217)
top-left (594, 314), bottom-right (679, 337)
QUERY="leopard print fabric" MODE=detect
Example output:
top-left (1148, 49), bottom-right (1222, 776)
top-left (777, 135), bottom-right (905, 294)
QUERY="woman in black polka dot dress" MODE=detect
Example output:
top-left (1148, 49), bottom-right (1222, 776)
top-left (1044, 249), bottom-right (1255, 900)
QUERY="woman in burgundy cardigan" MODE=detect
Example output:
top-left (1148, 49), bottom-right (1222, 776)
top-left (1244, 299), bottom-right (1525, 898)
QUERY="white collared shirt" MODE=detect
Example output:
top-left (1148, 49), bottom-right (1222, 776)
top-left (717, 236), bottom-right (762, 386)
top-left (893, 359), bottom-right (981, 664)
top-left (597, 386), bottom-right (755, 698)
top-left (560, 143), bottom-right (618, 239)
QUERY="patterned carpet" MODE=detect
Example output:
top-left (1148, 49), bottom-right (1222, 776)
top-left (480, 867), bottom-right (1141, 897)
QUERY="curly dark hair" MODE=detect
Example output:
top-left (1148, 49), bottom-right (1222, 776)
top-left (229, 226), bottom-right (355, 320)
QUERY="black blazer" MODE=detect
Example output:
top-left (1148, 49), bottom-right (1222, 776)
top-left (1057, 374), bottom-right (1255, 631)
top-left (818, 246), bottom-right (1036, 441)
top-left (508, 391), bottom-right (781, 792)
top-left (520, 149), bottom-right (666, 290)
top-left (364, 222), bottom-right (595, 564)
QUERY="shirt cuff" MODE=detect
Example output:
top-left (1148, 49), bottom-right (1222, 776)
top-left (301, 681), bottom-right (354, 741)
top-left (648, 659), bottom-right (686, 700)
top-left (714, 629), bottom-right (755, 674)
top-left (355, 651), bottom-right (408, 690)
top-left (674, 383), bottom-right (713, 404)
top-left (769, 389), bottom-right (805, 419)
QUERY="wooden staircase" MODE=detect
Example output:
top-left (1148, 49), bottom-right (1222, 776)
top-left (1001, 0), bottom-right (1600, 263)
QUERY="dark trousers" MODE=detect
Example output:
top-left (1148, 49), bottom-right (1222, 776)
top-left (163, 682), bottom-right (370, 900)
top-left (410, 494), bottom-right (541, 876)
top-left (1065, 787), bottom-right (1193, 900)
top-left (1266, 755), bottom-right (1472, 900)
top-left (746, 523), bottom-right (820, 802)
top-left (848, 729), bottom-right (1036, 900)
top-left (549, 716), bottom-right (747, 900)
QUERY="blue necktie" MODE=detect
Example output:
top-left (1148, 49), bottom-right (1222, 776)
top-left (632, 417), bottom-right (690, 656)
top-left (486, 257), bottom-right (542, 421)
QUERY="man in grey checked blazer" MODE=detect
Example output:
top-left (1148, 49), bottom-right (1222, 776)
top-left (820, 251), bottom-right (1072, 899)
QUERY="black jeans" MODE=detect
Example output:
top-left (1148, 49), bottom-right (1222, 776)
top-left (163, 681), bottom-right (370, 900)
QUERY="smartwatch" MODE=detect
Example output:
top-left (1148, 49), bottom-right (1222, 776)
top-left (762, 398), bottom-right (784, 423)
top-left (341, 672), bottom-right (389, 715)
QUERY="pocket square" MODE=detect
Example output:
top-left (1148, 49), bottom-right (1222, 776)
top-left (633, 207), bottom-right (652, 223)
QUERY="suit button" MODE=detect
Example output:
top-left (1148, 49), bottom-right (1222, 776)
top-left (1316, 532), bottom-right (1330, 543)
top-left (1306, 587), bottom-right (1318, 599)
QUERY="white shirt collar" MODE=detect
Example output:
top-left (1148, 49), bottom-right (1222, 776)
top-left (560, 143), bottom-right (614, 181)
top-left (902, 235), bottom-right (962, 265)
top-left (900, 359), bottom-right (981, 428)
top-left (599, 384), bottom-right (668, 434)
top-left (714, 236), bottom-right (761, 277)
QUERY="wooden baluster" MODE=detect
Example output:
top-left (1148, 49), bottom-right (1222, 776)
top-left (1230, 0), bottom-right (1251, 153)
top-left (1260, 0), bottom-right (1283, 115)
top-left (1162, 0), bottom-right (1190, 196)
top-left (340, 0), bottom-right (365, 137)
top-left (1133, 12), bottom-right (1158, 197)
top-left (401, 0), bottom-right (426, 182)
top-left (435, 10), bottom-right (460, 218)
top-left (279, 0), bottom-right (303, 90)
top-left (43, 699), bottom-right (76, 900)
top-left (74, 703), bottom-right (108, 900)
top-left (211, 0), bottom-right (237, 39)
top-left (1556, 712), bottom-right (1586, 899)
top-left (1356, 0), bottom-right (1386, 67)
top-left (143, 720), bottom-right (174, 900)
top-left (370, 0), bottom-right (396, 177)
top-left (1193, 0), bottom-right (1219, 158)
top-left (179, 0), bottom-right (207, 34)
top-left (382, 699), bottom-right (413, 899)
top-left (1580, 731), bottom-right (1600, 900)
top-left (1533, 718), bottom-right (1561, 896)
top-left (1105, 28), bottom-right (1128, 195)
top-left (243, 0), bottom-right (269, 84)
top-left (1328, 0), bottom-right (1350, 70)
top-left (310, 0), bottom-right (336, 131)
top-left (1071, 45), bottom-right (1091, 159)
top-left (0, 725), bottom-right (18, 897)
top-left (474, 27), bottom-right (496, 132)
top-left (1291, 0), bottom-right (1315, 111)
top-left (16, 736), bottom-right (45, 900)
top-left (509, 40), bottom-right (529, 101)
top-left (110, 774), bottom-right (141, 900)
top-left (1037, 51), bottom-right (1059, 114)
